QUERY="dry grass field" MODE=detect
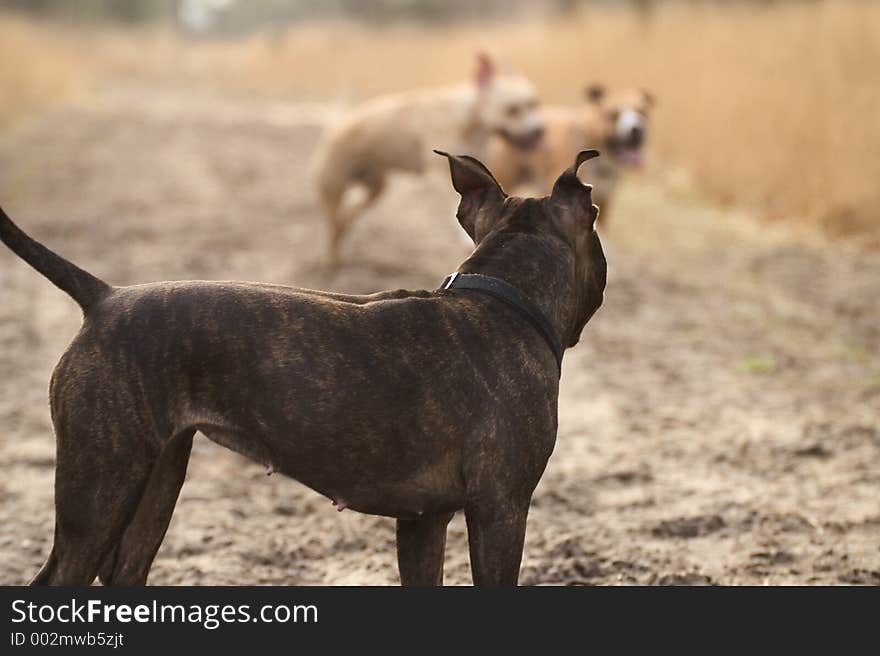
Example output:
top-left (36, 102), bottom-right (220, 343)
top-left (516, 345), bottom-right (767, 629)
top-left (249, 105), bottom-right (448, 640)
top-left (0, 17), bottom-right (91, 128)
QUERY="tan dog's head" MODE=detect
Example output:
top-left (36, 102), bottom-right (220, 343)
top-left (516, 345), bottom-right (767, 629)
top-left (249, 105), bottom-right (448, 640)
top-left (473, 54), bottom-right (544, 152)
top-left (585, 84), bottom-right (654, 167)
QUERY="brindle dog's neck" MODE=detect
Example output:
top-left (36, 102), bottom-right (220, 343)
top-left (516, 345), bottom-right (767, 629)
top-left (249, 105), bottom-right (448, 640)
top-left (458, 228), bottom-right (576, 348)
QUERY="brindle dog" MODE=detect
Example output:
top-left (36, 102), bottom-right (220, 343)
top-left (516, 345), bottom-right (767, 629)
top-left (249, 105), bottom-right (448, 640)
top-left (0, 150), bottom-right (606, 586)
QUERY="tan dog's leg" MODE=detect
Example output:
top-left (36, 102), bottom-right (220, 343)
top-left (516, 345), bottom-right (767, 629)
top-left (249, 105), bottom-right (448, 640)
top-left (319, 180), bottom-right (346, 268)
top-left (596, 197), bottom-right (612, 227)
top-left (325, 174), bottom-right (386, 267)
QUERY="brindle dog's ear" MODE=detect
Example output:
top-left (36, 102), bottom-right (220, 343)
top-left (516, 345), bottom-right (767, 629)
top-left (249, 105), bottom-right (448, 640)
top-left (551, 149), bottom-right (601, 229)
top-left (434, 150), bottom-right (506, 243)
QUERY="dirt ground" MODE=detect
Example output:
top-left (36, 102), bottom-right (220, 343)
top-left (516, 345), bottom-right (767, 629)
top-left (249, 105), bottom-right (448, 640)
top-left (0, 83), bottom-right (877, 585)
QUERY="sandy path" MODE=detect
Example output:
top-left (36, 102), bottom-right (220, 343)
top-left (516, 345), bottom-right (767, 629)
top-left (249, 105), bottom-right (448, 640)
top-left (0, 84), bottom-right (877, 585)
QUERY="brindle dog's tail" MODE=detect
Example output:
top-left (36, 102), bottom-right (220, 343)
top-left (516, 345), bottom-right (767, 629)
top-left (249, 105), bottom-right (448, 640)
top-left (0, 205), bottom-right (110, 313)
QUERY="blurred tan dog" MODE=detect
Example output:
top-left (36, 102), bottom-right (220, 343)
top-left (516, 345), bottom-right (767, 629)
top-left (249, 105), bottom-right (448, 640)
top-left (487, 84), bottom-right (654, 224)
top-left (312, 54), bottom-right (544, 264)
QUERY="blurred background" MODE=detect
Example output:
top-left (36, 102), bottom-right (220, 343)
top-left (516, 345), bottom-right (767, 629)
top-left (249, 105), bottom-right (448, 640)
top-left (0, 0), bottom-right (877, 585)
top-left (1, 0), bottom-right (879, 240)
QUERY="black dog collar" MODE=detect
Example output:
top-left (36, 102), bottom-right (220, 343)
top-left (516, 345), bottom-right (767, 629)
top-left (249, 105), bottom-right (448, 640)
top-left (439, 272), bottom-right (563, 376)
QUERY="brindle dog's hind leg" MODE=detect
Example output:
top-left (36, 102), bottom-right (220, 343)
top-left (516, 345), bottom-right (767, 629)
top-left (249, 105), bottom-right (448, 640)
top-left (99, 429), bottom-right (195, 586)
top-left (396, 512), bottom-right (455, 586)
top-left (31, 416), bottom-right (159, 586)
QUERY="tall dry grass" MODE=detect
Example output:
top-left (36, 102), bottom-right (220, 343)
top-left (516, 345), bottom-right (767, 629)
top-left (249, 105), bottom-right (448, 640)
top-left (216, 1), bottom-right (878, 240)
top-left (0, 16), bottom-right (94, 128)
top-left (1, 1), bottom-right (878, 241)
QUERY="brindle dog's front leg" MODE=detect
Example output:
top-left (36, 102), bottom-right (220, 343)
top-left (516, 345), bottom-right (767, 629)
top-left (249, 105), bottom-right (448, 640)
top-left (465, 500), bottom-right (530, 585)
top-left (396, 512), bottom-right (455, 586)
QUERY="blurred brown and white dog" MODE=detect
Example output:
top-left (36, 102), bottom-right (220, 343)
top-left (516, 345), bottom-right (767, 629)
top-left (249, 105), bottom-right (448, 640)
top-left (487, 84), bottom-right (654, 224)
top-left (312, 54), bottom-right (544, 264)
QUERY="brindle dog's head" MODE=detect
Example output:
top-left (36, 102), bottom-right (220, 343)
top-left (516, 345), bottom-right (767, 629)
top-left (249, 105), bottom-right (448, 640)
top-left (435, 149), bottom-right (607, 348)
